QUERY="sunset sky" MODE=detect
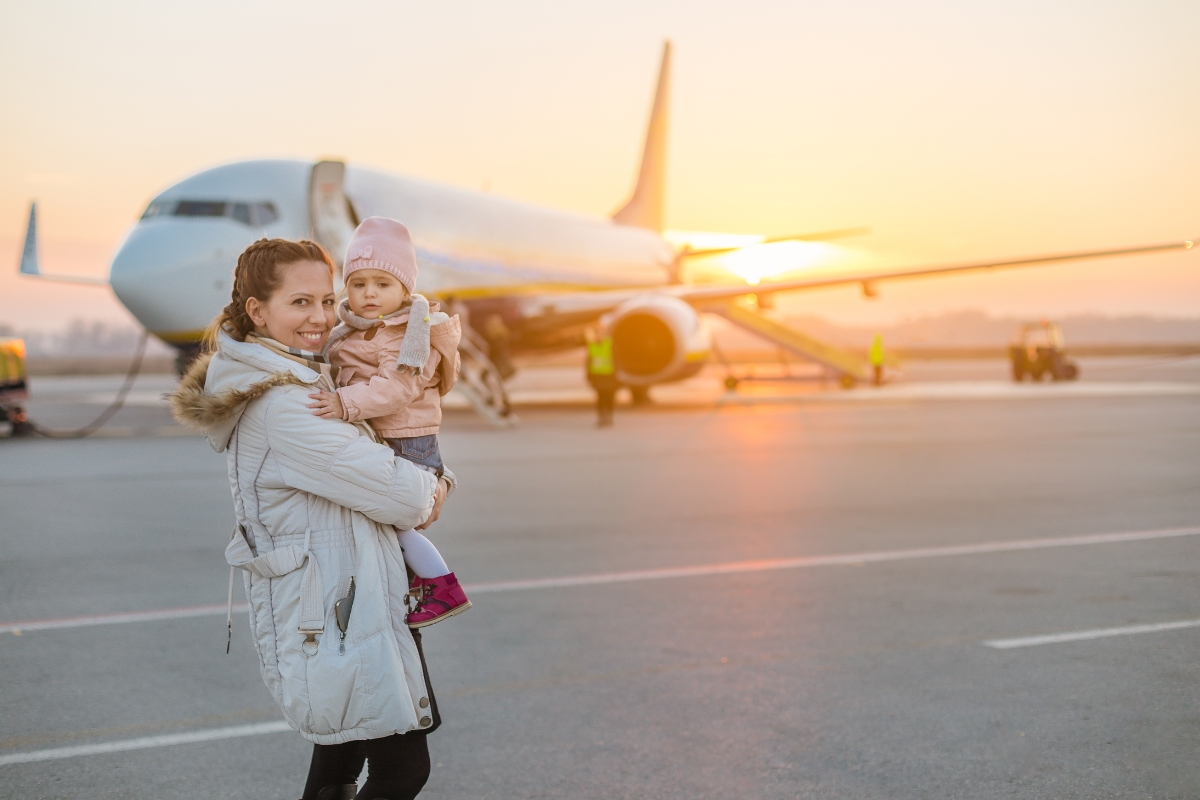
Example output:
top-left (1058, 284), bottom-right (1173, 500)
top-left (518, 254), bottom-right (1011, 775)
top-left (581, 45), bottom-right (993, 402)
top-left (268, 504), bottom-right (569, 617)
top-left (1, 0), bottom-right (1197, 332)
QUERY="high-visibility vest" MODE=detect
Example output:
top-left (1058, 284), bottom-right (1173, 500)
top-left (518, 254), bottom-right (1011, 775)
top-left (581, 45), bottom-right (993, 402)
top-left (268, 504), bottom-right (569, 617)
top-left (587, 338), bottom-right (615, 376)
top-left (869, 334), bottom-right (885, 367)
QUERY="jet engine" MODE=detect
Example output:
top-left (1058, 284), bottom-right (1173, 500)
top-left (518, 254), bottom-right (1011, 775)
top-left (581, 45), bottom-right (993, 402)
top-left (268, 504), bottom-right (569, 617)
top-left (608, 295), bottom-right (711, 386)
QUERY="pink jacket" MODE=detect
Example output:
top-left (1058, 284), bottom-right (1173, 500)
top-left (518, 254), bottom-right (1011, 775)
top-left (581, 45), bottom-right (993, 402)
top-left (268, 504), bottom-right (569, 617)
top-left (328, 302), bottom-right (462, 438)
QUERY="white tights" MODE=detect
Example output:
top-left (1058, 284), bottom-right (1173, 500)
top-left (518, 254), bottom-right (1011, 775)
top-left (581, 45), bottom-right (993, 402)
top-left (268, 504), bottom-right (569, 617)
top-left (397, 529), bottom-right (450, 578)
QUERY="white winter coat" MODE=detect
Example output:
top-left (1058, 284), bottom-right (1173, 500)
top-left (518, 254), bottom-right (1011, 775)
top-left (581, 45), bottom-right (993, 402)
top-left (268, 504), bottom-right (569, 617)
top-left (171, 332), bottom-right (443, 744)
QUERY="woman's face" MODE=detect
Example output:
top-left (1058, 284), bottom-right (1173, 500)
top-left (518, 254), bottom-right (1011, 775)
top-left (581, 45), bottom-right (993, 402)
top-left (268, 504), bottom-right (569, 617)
top-left (245, 259), bottom-right (336, 350)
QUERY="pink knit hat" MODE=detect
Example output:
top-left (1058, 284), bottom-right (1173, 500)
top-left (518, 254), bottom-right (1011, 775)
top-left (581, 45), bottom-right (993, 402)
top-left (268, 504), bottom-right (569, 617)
top-left (342, 217), bottom-right (418, 294)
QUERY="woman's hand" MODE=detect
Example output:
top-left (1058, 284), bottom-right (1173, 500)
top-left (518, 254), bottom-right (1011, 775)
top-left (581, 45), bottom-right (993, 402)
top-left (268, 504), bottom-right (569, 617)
top-left (415, 477), bottom-right (450, 530)
top-left (307, 390), bottom-right (345, 419)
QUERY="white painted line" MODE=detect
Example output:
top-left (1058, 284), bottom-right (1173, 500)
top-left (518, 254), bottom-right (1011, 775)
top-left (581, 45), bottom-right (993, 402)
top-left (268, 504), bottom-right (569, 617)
top-left (984, 619), bottom-right (1200, 649)
top-left (3, 526), bottom-right (1197, 635)
top-left (721, 381), bottom-right (1200, 405)
top-left (466, 526), bottom-right (1200, 594)
top-left (2, 529), bottom-right (1198, 767)
top-left (78, 391), bottom-right (169, 407)
top-left (0, 603), bottom-right (248, 634)
top-left (0, 721), bottom-right (291, 767)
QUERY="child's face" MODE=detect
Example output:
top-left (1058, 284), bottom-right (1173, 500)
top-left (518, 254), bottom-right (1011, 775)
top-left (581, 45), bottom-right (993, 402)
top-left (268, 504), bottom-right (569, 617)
top-left (346, 269), bottom-right (408, 319)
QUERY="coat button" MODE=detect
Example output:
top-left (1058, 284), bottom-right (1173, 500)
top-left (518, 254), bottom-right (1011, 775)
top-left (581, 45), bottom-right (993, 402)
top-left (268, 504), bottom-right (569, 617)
top-left (419, 697), bottom-right (429, 708)
top-left (419, 716), bottom-right (432, 727)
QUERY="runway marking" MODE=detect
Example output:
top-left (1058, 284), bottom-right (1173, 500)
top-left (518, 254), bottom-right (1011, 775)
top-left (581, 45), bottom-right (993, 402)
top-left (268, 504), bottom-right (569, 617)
top-left (720, 380), bottom-right (1200, 405)
top-left (450, 379), bottom-right (1200, 411)
top-left (0, 721), bottom-right (291, 767)
top-left (2, 528), bottom-right (1197, 767)
top-left (0, 603), bottom-right (248, 634)
top-left (2, 526), bottom-right (1197, 636)
top-left (0, 707), bottom-right (281, 751)
top-left (984, 619), bottom-right (1200, 649)
top-left (466, 526), bottom-right (1200, 594)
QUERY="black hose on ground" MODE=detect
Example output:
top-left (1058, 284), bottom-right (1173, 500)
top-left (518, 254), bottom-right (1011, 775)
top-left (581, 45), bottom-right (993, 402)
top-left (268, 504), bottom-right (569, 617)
top-left (29, 330), bottom-right (151, 439)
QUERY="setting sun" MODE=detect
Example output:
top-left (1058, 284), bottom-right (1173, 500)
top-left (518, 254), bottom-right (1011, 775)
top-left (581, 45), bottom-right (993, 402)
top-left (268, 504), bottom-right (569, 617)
top-left (721, 240), bottom-right (837, 286)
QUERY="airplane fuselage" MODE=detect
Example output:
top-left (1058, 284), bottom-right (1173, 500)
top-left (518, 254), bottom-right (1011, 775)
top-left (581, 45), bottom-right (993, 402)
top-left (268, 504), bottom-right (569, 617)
top-left (110, 159), bottom-right (677, 348)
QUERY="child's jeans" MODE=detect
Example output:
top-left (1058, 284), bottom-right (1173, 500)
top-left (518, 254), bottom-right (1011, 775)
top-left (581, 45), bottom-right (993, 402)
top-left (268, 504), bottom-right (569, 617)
top-left (385, 434), bottom-right (449, 578)
top-left (385, 434), bottom-right (444, 478)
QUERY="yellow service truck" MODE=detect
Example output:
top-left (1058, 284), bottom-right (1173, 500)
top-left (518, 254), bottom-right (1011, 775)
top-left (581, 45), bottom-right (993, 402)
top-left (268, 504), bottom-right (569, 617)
top-left (0, 337), bottom-right (30, 436)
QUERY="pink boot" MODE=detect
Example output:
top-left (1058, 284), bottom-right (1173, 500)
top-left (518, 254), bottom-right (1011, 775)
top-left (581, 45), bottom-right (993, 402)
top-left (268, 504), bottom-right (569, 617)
top-left (405, 572), bottom-right (472, 628)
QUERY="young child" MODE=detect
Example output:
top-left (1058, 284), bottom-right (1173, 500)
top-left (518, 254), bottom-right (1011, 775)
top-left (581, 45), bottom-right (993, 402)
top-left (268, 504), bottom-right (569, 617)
top-left (308, 216), bottom-right (471, 628)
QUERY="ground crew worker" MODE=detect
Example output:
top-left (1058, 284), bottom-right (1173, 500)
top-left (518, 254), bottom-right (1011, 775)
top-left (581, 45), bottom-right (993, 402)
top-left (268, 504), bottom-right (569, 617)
top-left (585, 327), bottom-right (618, 427)
top-left (869, 333), bottom-right (885, 386)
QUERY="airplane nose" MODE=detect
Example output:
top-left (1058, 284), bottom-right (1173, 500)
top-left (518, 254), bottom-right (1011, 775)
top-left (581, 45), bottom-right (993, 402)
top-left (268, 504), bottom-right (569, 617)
top-left (110, 221), bottom-right (259, 341)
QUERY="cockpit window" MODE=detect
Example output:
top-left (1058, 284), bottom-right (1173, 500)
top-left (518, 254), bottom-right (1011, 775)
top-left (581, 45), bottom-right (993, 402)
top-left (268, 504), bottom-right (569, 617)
top-left (140, 201), bottom-right (171, 219)
top-left (175, 201), bottom-right (227, 217)
top-left (251, 203), bottom-right (279, 226)
top-left (139, 200), bottom-right (280, 227)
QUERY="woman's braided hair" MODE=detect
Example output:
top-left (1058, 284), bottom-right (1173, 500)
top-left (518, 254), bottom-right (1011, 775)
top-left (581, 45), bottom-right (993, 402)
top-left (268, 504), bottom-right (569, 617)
top-left (204, 238), bottom-right (335, 350)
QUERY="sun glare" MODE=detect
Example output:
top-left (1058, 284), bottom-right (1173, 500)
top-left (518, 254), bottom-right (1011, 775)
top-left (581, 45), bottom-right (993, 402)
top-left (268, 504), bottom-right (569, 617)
top-left (666, 231), bottom-right (852, 287)
top-left (722, 241), bottom-right (832, 286)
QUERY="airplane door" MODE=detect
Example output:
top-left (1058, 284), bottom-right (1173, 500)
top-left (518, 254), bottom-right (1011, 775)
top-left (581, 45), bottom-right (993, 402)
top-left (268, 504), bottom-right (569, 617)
top-left (309, 160), bottom-right (359, 287)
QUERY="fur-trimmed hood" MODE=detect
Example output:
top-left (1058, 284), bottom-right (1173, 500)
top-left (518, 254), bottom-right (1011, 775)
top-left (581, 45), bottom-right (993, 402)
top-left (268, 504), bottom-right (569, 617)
top-left (169, 331), bottom-right (325, 452)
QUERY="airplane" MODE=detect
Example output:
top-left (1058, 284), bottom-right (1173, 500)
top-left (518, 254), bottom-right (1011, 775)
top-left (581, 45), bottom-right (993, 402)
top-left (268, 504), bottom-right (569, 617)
top-left (17, 41), bottom-right (1195, 420)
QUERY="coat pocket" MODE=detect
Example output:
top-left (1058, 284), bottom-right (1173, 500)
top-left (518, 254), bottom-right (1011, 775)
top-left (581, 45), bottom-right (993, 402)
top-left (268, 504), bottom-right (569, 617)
top-left (302, 631), bottom-right (382, 735)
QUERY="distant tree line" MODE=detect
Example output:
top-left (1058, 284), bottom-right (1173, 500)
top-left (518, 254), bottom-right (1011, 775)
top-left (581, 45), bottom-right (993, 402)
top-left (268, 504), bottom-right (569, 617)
top-left (0, 320), bottom-right (174, 358)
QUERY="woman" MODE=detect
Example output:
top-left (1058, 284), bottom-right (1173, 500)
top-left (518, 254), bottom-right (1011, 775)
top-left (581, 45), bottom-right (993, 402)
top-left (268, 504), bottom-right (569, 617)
top-left (171, 238), bottom-right (451, 800)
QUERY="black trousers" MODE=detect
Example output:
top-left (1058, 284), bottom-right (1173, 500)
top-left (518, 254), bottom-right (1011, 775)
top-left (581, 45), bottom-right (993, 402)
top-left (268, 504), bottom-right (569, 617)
top-left (302, 731), bottom-right (430, 800)
top-left (589, 375), bottom-right (618, 424)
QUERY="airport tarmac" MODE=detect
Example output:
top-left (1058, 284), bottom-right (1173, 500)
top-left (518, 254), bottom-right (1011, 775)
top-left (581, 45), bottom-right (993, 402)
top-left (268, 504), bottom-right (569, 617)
top-left (2, 358), bottom-right (1198, 798)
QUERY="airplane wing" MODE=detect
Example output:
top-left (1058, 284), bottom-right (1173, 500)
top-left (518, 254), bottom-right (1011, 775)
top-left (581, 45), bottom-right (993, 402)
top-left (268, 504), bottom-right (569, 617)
top-left (16, 203), bottom-right (110, 285)
top-left (671, 237), bottom-right (1195, 304)
top-left (518, 236), bottom-right (1195, 326)
top-left (677, 226), bottom-right (871, 258)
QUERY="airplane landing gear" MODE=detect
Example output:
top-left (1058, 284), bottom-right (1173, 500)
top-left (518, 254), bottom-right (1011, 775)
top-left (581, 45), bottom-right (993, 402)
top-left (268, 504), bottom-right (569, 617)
top-left (629, 385), bottom-right (653, 406)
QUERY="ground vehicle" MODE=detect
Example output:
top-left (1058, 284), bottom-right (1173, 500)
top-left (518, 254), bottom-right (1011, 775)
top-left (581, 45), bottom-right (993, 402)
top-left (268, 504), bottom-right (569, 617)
top-left (0, 337), bottom-right (30, 435)
top-left (1009, 321), bottom-right (1079, 382)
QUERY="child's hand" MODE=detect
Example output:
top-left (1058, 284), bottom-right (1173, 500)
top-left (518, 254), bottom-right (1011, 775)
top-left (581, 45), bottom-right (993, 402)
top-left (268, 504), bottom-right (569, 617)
top-left (308, 390), bottom-right (345, 419)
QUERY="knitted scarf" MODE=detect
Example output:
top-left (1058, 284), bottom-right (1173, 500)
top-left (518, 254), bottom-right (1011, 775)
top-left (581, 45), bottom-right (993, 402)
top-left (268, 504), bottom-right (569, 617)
top-left (247, 333), bottom-right (339, 385)
top-left (324, 295), bottom-right (433, 375)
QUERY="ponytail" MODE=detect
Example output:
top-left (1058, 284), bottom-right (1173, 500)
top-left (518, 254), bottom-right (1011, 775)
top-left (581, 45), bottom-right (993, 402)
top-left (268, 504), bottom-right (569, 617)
top-left (204, 238), bottom-right (335, 351)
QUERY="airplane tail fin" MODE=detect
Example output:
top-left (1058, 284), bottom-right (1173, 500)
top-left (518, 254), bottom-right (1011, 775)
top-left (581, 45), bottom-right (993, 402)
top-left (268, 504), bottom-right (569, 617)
top-left (612, 40), bottom-right (671, 232)
top-left (19, 202), bottom-right (40, 277)
top-left (15, 201), bottom-right (108, 285)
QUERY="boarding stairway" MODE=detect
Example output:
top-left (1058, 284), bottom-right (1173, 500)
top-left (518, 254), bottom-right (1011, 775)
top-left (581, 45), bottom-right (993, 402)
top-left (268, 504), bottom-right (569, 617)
top-left (708, 300), bottom-right (868, 387)
top-left (454, 324), bottom-right (517, 427)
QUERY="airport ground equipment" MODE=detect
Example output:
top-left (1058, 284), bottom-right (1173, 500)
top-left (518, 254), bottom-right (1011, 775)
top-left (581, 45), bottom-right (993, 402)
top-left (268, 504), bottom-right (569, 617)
top-left (0, 337), bottom-right (30, 436)
top-left (1009, 321), bottom-right (1079, 382)
top-left (709, 300), bottom-right (867, 388)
